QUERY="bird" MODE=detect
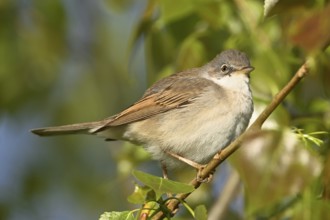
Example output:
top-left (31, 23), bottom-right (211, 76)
top-left (31, 49), bottom-right (254, 181)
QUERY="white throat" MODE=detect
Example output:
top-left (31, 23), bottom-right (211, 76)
top-left (205, 74), bottom-right (251, 94)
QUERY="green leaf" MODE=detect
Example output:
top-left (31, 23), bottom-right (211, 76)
top-left (132, 170), bottom-right (195, 195)
top-left (293, 128), bottom-right (328, 147)
top-left (194, 205), bottom-right (208, 220)
top-left (158, 0), bottom-right (195, 25)
top-left (127, 184), bottom-right (156, 204)
top-left (176, 36), bottom-right (206, 70)
top-left (128, 0), bottom-right (157, 53)
top-left (264, 0), bottom-right (279, 16)
top-left (99, 211), bottom-right (135, 220)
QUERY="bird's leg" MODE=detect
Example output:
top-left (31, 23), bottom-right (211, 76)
top-left (161, 162), bottom-right (174, 198)
top-left (165, 150), bottom-right (214, 182)
top-left (165, 150), bottom-right (204, 169)
top-left (161, 162), bottom-right (169, 180)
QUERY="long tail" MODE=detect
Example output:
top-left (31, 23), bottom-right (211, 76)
top-left (31, 121), bottom-right (105, 136)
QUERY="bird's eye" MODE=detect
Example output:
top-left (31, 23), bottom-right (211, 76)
top-left (220, 64), bottom-right (228, 72)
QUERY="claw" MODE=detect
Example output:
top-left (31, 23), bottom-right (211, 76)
top-left (196, 166), bottom-right (214, 183)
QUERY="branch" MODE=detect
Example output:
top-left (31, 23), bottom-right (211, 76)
top-left (151, 61), bottom-right (309, 219)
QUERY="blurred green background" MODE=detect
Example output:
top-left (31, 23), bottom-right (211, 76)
top-left (0, 0), bottom-right (329, 219)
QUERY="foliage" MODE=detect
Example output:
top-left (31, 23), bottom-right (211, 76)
top-left (99, 170), bottom-right (201, 219)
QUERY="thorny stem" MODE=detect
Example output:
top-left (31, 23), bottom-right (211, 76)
top-left (150, 61), bottom-right (309, 220)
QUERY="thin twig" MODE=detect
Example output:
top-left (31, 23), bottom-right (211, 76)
top-left (208, 170), bottom-right (241, 220)
top-left (151, 61), bottom-right (309, 219)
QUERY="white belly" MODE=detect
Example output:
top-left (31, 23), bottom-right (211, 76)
top-left (124, 90), bottom-right (253, 169)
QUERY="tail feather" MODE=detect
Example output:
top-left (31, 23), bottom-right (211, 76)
top-left (31, 121), bottom-right (104, 136)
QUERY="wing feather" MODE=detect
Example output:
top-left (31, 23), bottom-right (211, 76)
top-left (91, 73), bottom-right (212, 133)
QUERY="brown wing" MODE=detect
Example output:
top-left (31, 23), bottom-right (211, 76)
top-left (91, 74), bottom-right (211, 132)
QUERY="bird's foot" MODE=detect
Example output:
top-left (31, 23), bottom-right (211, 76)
top-left (196, 165), bottom-right (214, 183)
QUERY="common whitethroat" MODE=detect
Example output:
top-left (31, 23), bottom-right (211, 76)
top-left (32, 49), bottom-right (254, 181)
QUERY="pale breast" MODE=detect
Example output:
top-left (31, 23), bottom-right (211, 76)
top-left (123, 83), bottom-right (253, 169)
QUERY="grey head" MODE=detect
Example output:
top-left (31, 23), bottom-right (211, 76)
top-left (204, 49), bottom-right (254, 78)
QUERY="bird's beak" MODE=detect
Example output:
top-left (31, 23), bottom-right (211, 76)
top-left (240, 66), bottom-right (254, 76)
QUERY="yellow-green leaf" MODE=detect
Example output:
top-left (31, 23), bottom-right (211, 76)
top-left (132, 170), bottom-right (194, 195)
